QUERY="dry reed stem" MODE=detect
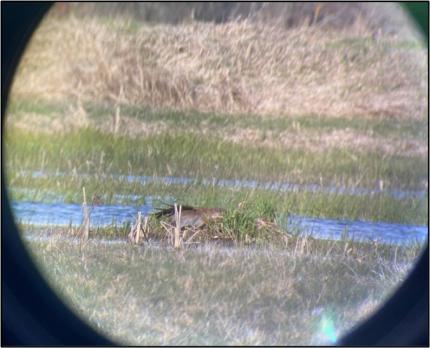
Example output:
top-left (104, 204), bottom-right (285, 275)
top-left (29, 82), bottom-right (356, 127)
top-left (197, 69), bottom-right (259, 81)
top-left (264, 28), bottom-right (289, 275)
top-left (325, 239), bottom-right (337, 257)
top-left (185, 227), bottom-right (202, 244)
top-left (283, 234), bottom-right (289, 249)
top-left (294, 235), bottom-right (311, 257)
top-left (113, 105), bottom-right (121, 135)
top-left (135, 211), bottom-right (142, 244)
top-left (143, 216), bottom-right (148, 237)
top-left (128, 213), bottom-right (149, 244)
top-left (81, 186), bottom-right (90, 241)
top-left (181, 224), bottom-right (188, 241)
top-left (160, 221), bottom-right (174, 245)
top-left (174, 203), bottom-right (182, 249)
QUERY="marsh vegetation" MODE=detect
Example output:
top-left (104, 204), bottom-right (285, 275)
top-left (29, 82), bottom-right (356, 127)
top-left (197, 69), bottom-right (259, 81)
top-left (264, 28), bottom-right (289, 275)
top-left (4, 3), bottom-right (428, 345)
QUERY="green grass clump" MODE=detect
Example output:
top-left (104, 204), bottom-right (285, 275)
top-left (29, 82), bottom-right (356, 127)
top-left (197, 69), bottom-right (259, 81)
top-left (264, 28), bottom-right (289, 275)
top-left (219, 200), bottom-right (280, 245)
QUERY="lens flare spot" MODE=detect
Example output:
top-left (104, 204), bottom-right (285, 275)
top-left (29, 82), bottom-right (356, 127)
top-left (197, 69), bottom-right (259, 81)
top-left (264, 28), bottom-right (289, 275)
top-left (319, 315), bottom-right (337, 344)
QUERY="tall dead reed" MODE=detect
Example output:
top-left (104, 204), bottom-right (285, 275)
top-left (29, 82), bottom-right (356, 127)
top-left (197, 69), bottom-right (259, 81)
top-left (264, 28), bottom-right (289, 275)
top-left (173, 203), bottom-right (182, 249)
top-left (158, 203), bottom-right (185, 249)
top-left (81, 186), bottom-right (90, 241)
top-left (128, 211), bottom-right (149, 244)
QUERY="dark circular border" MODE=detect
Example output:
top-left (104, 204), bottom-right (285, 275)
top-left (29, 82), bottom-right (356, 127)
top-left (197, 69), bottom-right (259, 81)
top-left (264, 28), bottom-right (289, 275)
top-left (1, 2), bottom-right (428, 346)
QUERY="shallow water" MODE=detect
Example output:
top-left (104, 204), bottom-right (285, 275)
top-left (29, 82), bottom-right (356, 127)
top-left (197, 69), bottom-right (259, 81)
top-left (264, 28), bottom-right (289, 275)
top-left (11, 200), bottom-right (428, 245)
top-left (14, 170), bottom-right (427, 200)
top-left (287, 215), bottom-right (427, 245)
top-left (11, 200), bottom-right (152, 227)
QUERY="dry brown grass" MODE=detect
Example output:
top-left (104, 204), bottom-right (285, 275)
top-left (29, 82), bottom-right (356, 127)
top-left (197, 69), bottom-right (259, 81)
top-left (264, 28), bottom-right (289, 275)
top-left (12, 14), bottom-right (427, 120)
top-left (6, 107), bottom-right (426, 158)
top-left (223, 127), bottom-right (428, 157)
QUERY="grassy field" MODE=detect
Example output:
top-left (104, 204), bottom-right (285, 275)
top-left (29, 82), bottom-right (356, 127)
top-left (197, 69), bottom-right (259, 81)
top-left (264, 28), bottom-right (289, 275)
top-left (5, 126), bottom-right (428, 191)
top-left (23, 226), bottom-right (422, 345)
top-left (5, 106), bottom-right (428, 188)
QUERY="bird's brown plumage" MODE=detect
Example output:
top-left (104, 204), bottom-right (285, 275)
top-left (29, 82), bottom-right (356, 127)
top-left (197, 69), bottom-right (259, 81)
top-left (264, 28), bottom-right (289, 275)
top-left (153, 205), bottom-right (224, 229)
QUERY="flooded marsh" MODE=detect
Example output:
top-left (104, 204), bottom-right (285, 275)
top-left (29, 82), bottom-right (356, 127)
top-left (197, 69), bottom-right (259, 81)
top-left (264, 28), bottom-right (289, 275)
top-left (4, 3), bottom-right (428, 346)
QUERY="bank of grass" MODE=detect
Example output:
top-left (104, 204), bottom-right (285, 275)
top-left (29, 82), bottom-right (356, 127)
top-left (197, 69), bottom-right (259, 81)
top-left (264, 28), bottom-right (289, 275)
top-left (6, 98), bottom-right (429, 141)
top-left (23, 226), bottom-right (422, 345)
top-left (5, 127), bottom-right (428, 191)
